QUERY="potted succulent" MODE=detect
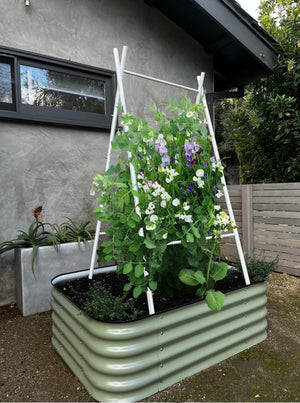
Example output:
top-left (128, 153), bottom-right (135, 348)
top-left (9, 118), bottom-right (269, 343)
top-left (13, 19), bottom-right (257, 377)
top-left (51, 98), bottom-right (267, 402)
top-left (0, 206), bottom-right (95, 316)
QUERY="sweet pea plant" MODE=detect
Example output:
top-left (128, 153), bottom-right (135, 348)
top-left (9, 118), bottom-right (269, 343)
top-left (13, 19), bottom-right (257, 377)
top-left (92, 98), bottom-right (235, 311)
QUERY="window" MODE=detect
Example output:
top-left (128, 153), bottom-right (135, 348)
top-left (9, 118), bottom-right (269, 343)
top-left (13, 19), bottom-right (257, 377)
top-left (0, 47), bottom-right (115, 129)
top-left (0, 56), bottom-right (15, 110)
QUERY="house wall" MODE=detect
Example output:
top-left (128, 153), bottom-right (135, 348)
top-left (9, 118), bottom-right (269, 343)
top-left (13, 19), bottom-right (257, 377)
top-left (0, 0), bottom-right (213, 305)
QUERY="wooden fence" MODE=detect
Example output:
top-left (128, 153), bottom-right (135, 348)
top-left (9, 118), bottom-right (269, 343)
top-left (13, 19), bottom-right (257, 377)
top-left (219, 182), bottom-right (300, 277)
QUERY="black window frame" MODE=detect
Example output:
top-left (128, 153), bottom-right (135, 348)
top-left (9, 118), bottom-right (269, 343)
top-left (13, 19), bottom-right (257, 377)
top-left (0, 46), bottom-right (116, 129)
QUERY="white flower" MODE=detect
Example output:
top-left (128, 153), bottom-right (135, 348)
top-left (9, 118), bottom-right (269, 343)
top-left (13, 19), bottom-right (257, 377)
top-left (212, 160), bottom-right (224, 172)
top-left (196, 169), bottom-right (204, 177)
top-left (146, 202), bottom-right (155, 215)
top-left (150, 214), bottom-right (158, 223)
top-left (175, 213), bottom-right (193, 223)
top-left (172, 198), bottom-right (180, 206)
top-left (163, 233), bottom-right (168, 239)
top-left (183, 202), bottom-right (190, 211)
top-left (90, 189), bottom-right (95, 196)
top-left (186, 111), bottom-right (197, 119)
top-left (216, 190), bottom-right (223, 198)
top-left (214, 205), bottom-right (221, 211)
top-left (161, 200), bottom-right (166, 208)
top-left (193, 176), bottom-right (204, 188)
top-left (184, 214), bottom-right (193, 223)
top-left (146, 223), bottom-right (156, 231)
top-left (213, 211), bottom-right (232, 231)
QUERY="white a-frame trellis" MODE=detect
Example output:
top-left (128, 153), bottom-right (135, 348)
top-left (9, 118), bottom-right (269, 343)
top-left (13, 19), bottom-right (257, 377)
top-left (88, 46), bottom-right (250, 315)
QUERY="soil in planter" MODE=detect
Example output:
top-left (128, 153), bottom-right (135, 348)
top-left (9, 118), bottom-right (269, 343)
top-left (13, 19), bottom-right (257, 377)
top-left (54, 269), bottom-right (249, 322)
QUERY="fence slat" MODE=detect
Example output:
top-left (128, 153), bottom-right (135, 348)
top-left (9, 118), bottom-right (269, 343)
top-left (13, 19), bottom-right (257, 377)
top-left (253, 203), bottom-right (300, 212)
top-left (253, 183), bottom-right (300, 190)
top-left (254, 222), bottom-right (300, 235)
top-left (254, 242), bottom-right (300, 256)
top-left (254, 210), bottom-right (300, 219)
top-left (254, 216), bottom-right (300, 226)
top-left (253, 196), bottom-right (300, 204)
top-left (253, 189), bottom-right (300, 197)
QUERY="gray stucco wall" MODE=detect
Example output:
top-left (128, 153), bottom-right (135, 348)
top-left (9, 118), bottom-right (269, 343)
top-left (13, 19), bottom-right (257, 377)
top-left (0, 0), bottom-right (213, 305)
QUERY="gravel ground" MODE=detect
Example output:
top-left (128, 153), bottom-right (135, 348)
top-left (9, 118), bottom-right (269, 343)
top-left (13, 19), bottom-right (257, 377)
top-left (0, 271), bottom-right (299, 402)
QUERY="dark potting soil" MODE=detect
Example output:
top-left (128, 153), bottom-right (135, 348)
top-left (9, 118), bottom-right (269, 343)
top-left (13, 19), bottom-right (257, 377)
top-left (54, 269), bottom-right (249, 322)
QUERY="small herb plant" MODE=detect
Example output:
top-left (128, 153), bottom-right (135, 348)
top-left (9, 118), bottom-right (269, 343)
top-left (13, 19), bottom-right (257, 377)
top-left (92, 97), bottom-right (235, 311)
top-left (236, 255), bottom-right (279, 282)
top-left (81, 281), bottom-right (142, 322)
top-left (0, 206), bottom-right (95, 277)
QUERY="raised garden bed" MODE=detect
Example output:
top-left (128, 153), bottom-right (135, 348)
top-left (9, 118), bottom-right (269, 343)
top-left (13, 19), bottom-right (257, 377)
top-left (51, 267), bottom-right (267, 402)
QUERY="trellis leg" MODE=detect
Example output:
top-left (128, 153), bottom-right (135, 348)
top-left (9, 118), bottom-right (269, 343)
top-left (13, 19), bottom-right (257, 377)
top-left (199, 83), bottom-right (250, 285)
top-left (114, 46), bottom-right (155, 315)
top-left (88, 47), bottom-right (128, 280)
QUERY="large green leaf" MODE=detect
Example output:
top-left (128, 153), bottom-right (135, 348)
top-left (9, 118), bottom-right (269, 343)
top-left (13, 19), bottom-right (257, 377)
top-left (149, 280), bottom-right (157, 291)
top-left (135, 264), bottom-right (145, 278)
top-left (144, 236), bottom-right (156, 249)
top-left (210, 262), bottom-right (228, 281)
top-left (123, 262), bottom-right (133, 274)
top-left (194, 270), bottom-right (206, 285)
top-left (205, 290), bottom-right (225, 311)
top-left (133, 286), bottom-right (143, 298)
top-left (179, 269), bottom-right (199, 286)
top-left (186, 233), bottom-right (194, 243)
top-left (129, 243), bottom-right (141, 252)
top-left (101, 240), bottom-right (112, 248)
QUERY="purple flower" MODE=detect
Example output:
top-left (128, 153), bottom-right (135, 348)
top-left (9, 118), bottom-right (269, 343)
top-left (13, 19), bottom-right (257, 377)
top-left (187, 184), bottom-right (195, 192)
top-left (185, 151), bottom-right (193, 161)
top-left (159, 146), bottom-right (168, 156)
top-left (210, 157), bottom-right (215, 162)
top-left (137, 153), bottom-right (141, 159)
top-left (203, 162), bottom-right (209, 167)
top-left (161, 154), bottom-right (170, 167)
top-left (180, 184), bottom-right (185, 188)
top-left (185, 142), bottom-right (195, 152)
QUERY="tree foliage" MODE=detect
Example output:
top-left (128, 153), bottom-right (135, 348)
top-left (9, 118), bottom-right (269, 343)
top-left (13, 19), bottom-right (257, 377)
top-left (232, 0), bottom-right (300, 183)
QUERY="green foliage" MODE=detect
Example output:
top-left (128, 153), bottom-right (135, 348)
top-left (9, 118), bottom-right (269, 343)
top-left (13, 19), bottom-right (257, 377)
top-left (232, 0), bottom-right (300, 183)
top-left (237, 255), bottom-right (279, 282)
top-left (81, 281), bottom-right (142, 322)
top-left (93, 97), bottom-right (234, 311)
top-left (0, 209), bottom-right (95, 277)
top-left (179, 261), bottom-right (228, 311)
top-left (215, 99), bottom-right (240, 167)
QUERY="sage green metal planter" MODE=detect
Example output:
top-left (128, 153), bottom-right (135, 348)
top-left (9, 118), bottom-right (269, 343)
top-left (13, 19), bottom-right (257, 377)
top-left (51, 268), bottom-right (267, 402)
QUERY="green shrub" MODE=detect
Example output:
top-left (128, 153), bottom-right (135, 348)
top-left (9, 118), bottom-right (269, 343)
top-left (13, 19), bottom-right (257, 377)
top-left (237, 255), bottom-right (279, 282)
top-left (81, 281), bottom-right (142, 322)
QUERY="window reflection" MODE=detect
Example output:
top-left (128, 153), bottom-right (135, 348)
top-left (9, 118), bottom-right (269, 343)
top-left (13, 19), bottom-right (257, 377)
top-left (0, 62), bottom-right (13, 104)
top-left (20, 65), bottom-right (106, 114)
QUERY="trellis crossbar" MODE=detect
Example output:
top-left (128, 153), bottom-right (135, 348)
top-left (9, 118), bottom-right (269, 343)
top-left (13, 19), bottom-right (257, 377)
top-left (88, 45), bottom-right (250, 316)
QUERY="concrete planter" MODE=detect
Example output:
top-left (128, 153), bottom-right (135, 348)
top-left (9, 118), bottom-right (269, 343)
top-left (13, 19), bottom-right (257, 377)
top-left (15, 241), bottom-right (94, 316)
top-left (51, 267), bottom-right (267, 402)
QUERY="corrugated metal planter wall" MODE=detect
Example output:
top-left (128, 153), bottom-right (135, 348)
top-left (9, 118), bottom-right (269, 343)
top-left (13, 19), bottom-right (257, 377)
top-left (51, 268), bottom-right (267, 402)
